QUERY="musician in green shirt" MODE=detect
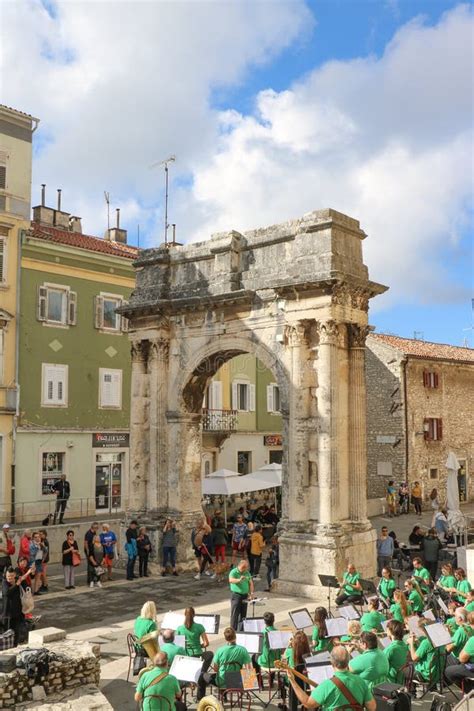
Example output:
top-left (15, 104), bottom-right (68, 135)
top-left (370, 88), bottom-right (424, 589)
top-left (404, 580), bottom-right (424, 614)
top-left (412, 557), bottom-right (431, 594)
top-left (449, 568), bottom-right (472, 604)
top-left (288, 646), bottom-right (376, 711)
top-left (378, 568), bottom-right (396, 603)
top-left (409, 619), bottom-right (444, 682)
top-left (335, 563), bottom-right (363, 606)
top-left (160, 629), bottom-right (186, 667)
top-left (436, 564), bottom-right (457, 595)
top-left (257, 612), bottom-right (280, 669)
top-left (135, 651), bottom-right (183, 711)
top-left (445, 634), bottom-right (474, 688)
top-left (312, 606), bottom-right (332, 652)
top-left (176, 607), bottom-right (208, 657)
top-left (446, 608), bottom-right (474, 659)
top-left (349, 632), bottom-right (389, 685)
top-left (390, 590), bottom-right (412, 623)
top-left (196, 627), bottom-right (251, 701)
top-left (465, 591), bottom-right (474, 612)
top-left (360, 598), bottom-right (385, 633)
top-left (384, 620), bottom-right (409, 684)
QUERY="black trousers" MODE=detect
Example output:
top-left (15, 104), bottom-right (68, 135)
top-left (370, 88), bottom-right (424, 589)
top-left (138, 553), bottom-right (149, 576)
top-left (230, 593), bottom-right (248, 631)
top-left (249, 554), bottom-right (262, 576)
top-left (425, 560), bottom-right (438, 580)
top-left (194, 651), bottom-right (214, 700)
top-left (335, 591), bottom-right (363, 606)
top-left (445, 664), bottom-right (474, 689)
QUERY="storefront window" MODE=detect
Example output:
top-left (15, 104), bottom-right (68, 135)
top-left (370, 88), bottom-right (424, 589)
top-left (41, 452), bottom-right (65, 495)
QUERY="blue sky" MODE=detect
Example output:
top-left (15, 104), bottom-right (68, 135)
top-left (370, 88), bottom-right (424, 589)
top-left (4, 0), bottom-right (473, 347)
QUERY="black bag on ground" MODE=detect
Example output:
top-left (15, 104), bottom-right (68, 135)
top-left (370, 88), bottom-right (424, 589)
top-left (373, 683), bottom-right (411, 711)
top-left (0, 654), bottom-right (16, 672)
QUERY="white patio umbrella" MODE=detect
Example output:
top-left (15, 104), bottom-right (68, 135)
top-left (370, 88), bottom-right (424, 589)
top-left (445, 451), bottom-right (466, 537)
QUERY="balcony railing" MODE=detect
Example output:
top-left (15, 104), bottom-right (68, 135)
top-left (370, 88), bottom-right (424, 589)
top-left (202, 408), bottom-right (238, 432)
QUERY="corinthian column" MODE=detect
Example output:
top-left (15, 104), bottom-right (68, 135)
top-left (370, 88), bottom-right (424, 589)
top-left (129, 340), bottom-right (149, 512)
top-left (316, 320), bottom-right (341, 524)
top-left (148, 337), bottom-right (170, 511)
top-left (348, 324), bottom-right (370, 522)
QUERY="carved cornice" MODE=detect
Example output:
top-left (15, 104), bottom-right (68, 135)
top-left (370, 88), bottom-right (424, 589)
top-left (348, 324), bottom-right (371, 349)
top-left (331, 283), bottom-right (370, 312)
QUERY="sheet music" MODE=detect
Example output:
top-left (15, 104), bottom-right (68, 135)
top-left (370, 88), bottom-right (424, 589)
top-left (437, 596), bottom-right (449, 614)
top-left (236, 632), bottom-right (263, 654)
top-left (289, 608), bottom-right (314, 629)
top-left (423, 610), bottom-right (436, 621)
top-left (161, 612), bottom-right (185, 630)
top-left (337, 605), bottom-right (360, 621)
top-left (407, 616), bottom-right (423, 638)
top-left (304, 651), bottom-right (331, 665)
top-left (243, 618), bottom-right (266, 633)
top-left (379, 637), bottom-right (391, 649)
top-left (268, 630), bottom-right (293, 650)
top-left (325, 618), bottom-right (349, 637)
top-left (307, 665), bottom-right (333, 684)
top-left (195, 615), bottom-right (220, 634)
top-left (425, 622), bottom-right (452, 648)
top-left (381, 619), bottom-right (389, 631)
top-left (169, 655), bottom-right (203, 683)
top-left (159, 634), bottom-right (186, 647)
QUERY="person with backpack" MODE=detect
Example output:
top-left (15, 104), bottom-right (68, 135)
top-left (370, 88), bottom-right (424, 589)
top-left (134, 650), bottom-right (185, 710)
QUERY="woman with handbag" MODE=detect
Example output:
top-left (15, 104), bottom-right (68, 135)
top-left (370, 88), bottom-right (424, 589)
top-left (88, 535), bottom-right (105, 588)
top-left (62, 530), bottom-right (80, 590)
top-left (2, 566), bottom-right (32, 645)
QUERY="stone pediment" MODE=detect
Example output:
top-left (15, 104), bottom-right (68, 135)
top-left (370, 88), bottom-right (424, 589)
top-left (0, 308), bottom-right (14, 328)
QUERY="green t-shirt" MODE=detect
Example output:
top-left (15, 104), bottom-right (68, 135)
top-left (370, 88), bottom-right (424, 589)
top-left (136, 668), bottom-right (181, 711)
top-left (160, 642), bottom-right (186, 667)
top-left (257, 626), bottom-right (279, 669)
top-left (390, 602), bottom-right (412, 623)
top-left (360, 611), bottom-right (384, 632)
top-left (408, 590), bottom-right (424, 614)
top-left (312, 625), bottom-right (332, 652)
top-left (446, 618), bottom-right (459, 635)
top-left (438, 575), bottom-right (456, 590)
top-left (451, 625), bottom-right (474, 659)
top-left (456, 580), bottom-right (472, 602)
top-left (384, 640), bottom-right (409, 684)
top-left (414, 567), bottom-right (431, 593)
top-left (176, 622), bottom-right (206, 657)
top-left (462, 636), bottom-right (474, 662)
top-left (213, 643), bottom-right (251, 688)
top-left (379, 578), bottom-right (396, 602)
top-left (350, 648), bottom-right (389, 683)
top-left (415, 636), bottom-right (444, 682)
top-left (134, 617), bottom-right (157, 640)
top-left (229, 568), bottom-right (252, 595)
top-left (343, 572), bottom-right (361, 594)
top-left (284, 646), bottom-right (295, 669)
top-left (466, 601), bottom-right (474, 613)
top-left (311, 670), bottom-right (373, 710)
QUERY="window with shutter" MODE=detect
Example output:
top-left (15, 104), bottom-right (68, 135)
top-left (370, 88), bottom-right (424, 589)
top-left (423, 371), bottom-right (439, 388)
top-left (266, 384), bottom-right (274, 413)
top-left (0, 238), bottom-right (5, 283)
top-left (38, 286), bottom-right (48, 321)
top-left (424, 417), bottom-right (443, 441)
top-left (42, 364), bottom-right (68, 406)
top-left (67, 291), bottom-right (77, 325)
top-left (267, 383), bottom-right (280, 413)
top-left (249, 384), bottom-right (256, 412)
top-left (211, 381), bottom-right (222, 410)
top-left (0, 330), bottom-right (4, 385)
top-left (0, 165), bottom-right (6, 190)
top-left (232, 382), bottom-right (238, 410)
top-left (37, 283), bottom-right (75, 326)
top-left (99, 368), bottom-right (122, 408)
top-left (96, 293), bottom-right (123, 331)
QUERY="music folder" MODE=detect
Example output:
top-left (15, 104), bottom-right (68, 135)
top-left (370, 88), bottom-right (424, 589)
top-left (268, 630), bottom-right (293, 650)
top-left (161, 611), bottom-right (185, 630)
top-left (236, 632), bottom-right (263, 654)
top-left (225, 669), bottom-right (260, 691)
top-left (243, 618), bottom-right (266, 633)
top-left (336, 605), bottom-right (360, 621)
top-left (304, 651), bottom-right (331, 666)
top-left (169, 655), bottom-right (203, 683)
top-left (194, 614), bottom-right (220, 635)
top-left (425, 622), bottom-right (452, 649)
top-left (307, 665), bottom-right (333, 684)
top-left (289, 608), bottom-right (314, 630)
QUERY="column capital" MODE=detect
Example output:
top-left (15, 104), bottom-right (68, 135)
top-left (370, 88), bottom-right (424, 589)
top-left (316, 319), bottom-right (341, 346)
top-left (348, 324), bottom-right (371, 349)
top-left (149, 337), bottom-right (170, 362)
top-left (284, 321), bottom-right (308, 347)
top-left (130, 340), bottom-right (149, 363)
top-left (331, 283), bottom-right (370, 312)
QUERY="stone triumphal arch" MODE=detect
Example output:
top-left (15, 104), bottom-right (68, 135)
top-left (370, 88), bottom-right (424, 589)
top-left (124, 208), bottom-right (387, 596)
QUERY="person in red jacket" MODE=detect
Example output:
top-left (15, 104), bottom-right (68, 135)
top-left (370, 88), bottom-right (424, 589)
top-left (19, 529), bottom-right (32, 561)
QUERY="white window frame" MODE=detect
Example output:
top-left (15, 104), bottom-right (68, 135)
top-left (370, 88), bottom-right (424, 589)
top-left (0, 236), bottom-right (7, 285)
top-left (232, 379), bottom-right (255, 412)
top-left (99, 368), bottom-right (123, 409)
top-left (0, 329), bottom-right (4, 385)
top-left (266, 382), bottom-right (280, 414)
top-left (95, 292), bottom-right (127, 333)
top-left (38, 282), bottom-right (77, 327)
top-left (41, 363), bottom-right (68, 407)
top-left (40, 450), bottom-right (66, 497)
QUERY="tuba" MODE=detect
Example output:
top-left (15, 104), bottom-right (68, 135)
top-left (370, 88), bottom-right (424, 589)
top-left (197, 696), bottom-right (224, 711)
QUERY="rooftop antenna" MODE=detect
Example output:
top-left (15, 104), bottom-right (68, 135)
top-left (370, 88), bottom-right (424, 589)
top-left (462, 298), bottom-right (474, 347)
top-left (149, 155), bottom-right (176, 245)
top-left (104, 191), bottom-right (110, 233)
top-left (413, 331), bottom-right (424, 341)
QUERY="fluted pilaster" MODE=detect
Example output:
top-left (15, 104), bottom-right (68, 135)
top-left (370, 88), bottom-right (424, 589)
top-left (348, 324), bottom-right (370, 521)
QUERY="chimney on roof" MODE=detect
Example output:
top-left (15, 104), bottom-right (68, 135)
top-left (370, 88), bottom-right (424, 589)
top-left (32, 185), bottom-right (80, 232)
top-left (106, 207), bottom-right (127, 244)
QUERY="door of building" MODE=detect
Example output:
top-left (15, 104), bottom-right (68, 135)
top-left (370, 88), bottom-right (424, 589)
top-left (95, 452), bottom-right (123, 511)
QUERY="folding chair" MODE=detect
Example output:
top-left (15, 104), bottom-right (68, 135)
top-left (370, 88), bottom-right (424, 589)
top-left (412, 649), bottom-right (448, 699)
top-left (126, 632), bottom-right (140, 683)
top-left (139, 694), bottom-right (172, 710)
top-left (220, 688), bottom-right (252, 711)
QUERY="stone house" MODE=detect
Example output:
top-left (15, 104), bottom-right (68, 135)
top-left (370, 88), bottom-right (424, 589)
top-left (366, 333), bottom-right (474, 505)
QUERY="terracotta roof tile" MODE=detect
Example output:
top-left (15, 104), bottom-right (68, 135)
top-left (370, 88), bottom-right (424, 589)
top-left (29, 223), bottom-right (138, 261)
top-left (369, 333), bottom-right (474, 363)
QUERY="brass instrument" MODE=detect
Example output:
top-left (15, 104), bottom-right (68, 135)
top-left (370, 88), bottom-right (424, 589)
top-left (197, 696), bottom-right (224, 711)
top-left (274, 659), bottom-right (317, 688)
top-left (139, 630), bottom-right (159, 660)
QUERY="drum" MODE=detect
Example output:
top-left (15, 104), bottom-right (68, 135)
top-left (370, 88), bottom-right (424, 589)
top-left (139, 630), bottom-right (159, 660)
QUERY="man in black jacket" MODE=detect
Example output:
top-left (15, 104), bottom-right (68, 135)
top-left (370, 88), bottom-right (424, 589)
top-left (52, 475), bottom-right (71, 524)
top-left (2, 567), bottom-right (31, 644)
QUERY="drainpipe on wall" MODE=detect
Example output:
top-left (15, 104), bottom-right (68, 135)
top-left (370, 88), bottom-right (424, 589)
top-left (402, 357), bottom-right (409, 482)
top-left (11, 229), bottom-right (23, 524)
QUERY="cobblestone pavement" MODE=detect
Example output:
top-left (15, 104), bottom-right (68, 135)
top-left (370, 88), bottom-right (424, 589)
top-left (26, 504), bottom-right (473, 709)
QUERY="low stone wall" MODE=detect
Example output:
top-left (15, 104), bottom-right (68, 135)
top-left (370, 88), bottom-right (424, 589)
top-left (0, 640), bottom-right (100, 708)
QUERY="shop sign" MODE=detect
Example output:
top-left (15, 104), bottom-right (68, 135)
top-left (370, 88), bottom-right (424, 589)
top-left (264, 434), bottom-right (282, 447)
top-left (92, 433), bottom-right (130, 448)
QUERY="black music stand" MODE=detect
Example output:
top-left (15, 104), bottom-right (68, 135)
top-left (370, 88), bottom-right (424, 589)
top-left (319, 575), bottom-right (340, 615)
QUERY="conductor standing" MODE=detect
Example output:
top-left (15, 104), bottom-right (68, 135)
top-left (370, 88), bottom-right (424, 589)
top-left (52, 474), bottom-right (71, 525)
top-left (229, 559), bottom-right (254, 631)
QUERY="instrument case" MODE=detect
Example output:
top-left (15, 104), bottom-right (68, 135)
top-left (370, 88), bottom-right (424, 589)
top-left (373, 682), bottom-right (411, 711)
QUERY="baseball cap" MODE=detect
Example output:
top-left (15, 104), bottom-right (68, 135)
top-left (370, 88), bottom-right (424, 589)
top-left (2, 524), bottom-right (10, 530)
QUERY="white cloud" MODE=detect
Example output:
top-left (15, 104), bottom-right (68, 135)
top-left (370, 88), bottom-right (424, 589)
top-left (184, 4), bottom-right (473, 306)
